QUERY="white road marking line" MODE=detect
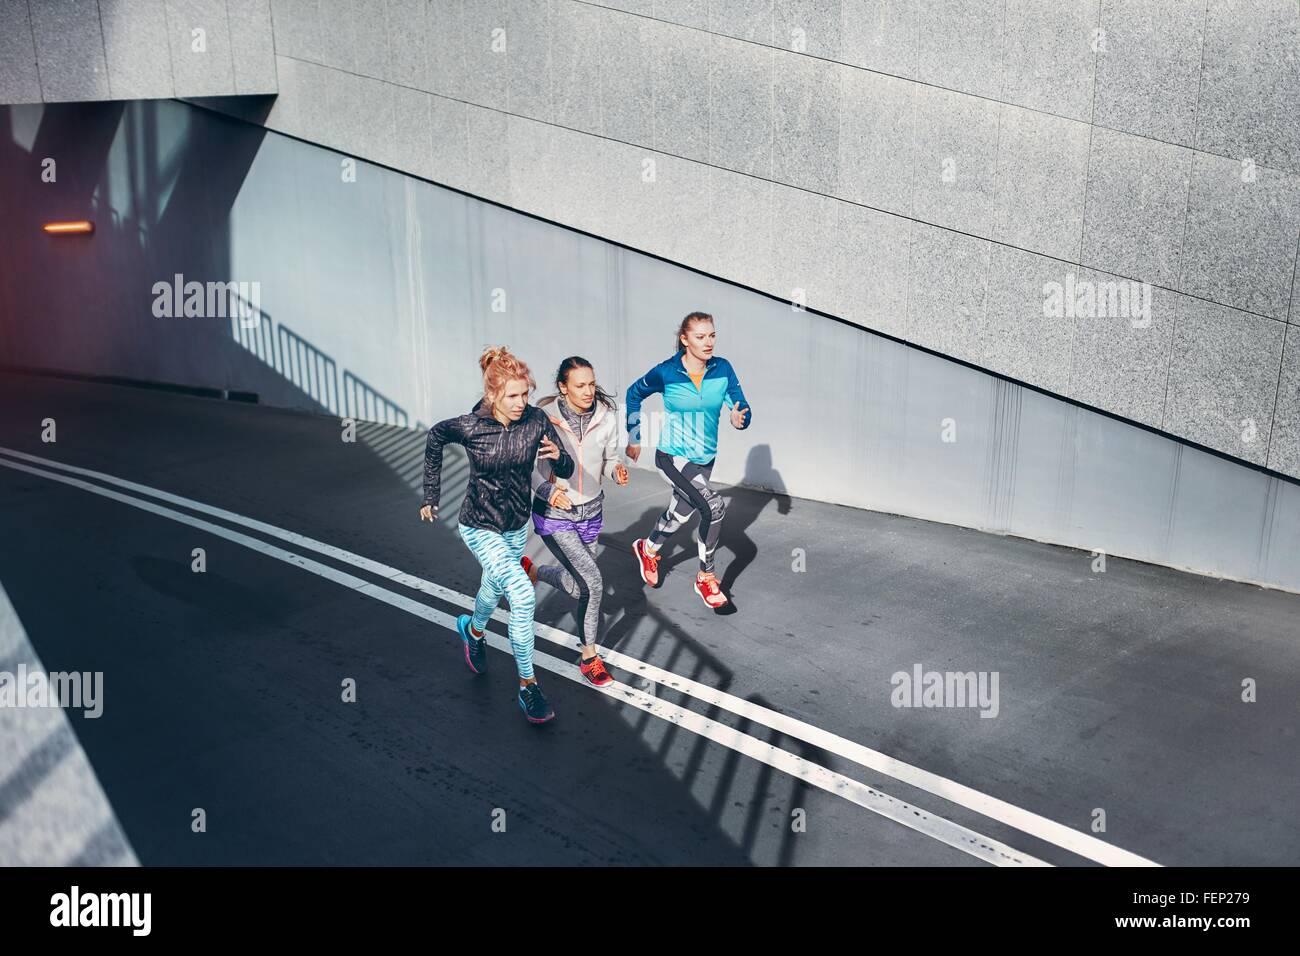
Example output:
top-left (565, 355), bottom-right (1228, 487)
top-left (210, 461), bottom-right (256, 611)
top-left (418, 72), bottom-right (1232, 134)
top-left (0, 445), bottom-right (1159, 866)
top-left (358, 584), bottom-right (1044, 866)
top-left (0, 452), bottom-right (1044, 866)
top-left (0, 452), bottom-right (1045, 863)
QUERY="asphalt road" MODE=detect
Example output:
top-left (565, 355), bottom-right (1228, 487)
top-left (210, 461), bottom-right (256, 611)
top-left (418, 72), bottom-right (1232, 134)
top-left (1, 371), bottom-right (1297, 865)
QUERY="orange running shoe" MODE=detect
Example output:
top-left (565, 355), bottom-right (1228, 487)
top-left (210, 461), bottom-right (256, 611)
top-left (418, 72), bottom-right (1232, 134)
top-left (632, 538), bottom-right (660, 587)
top-left (578, 653), bottom-right (615, 687)
top-left (694, 571), bottom-right (729, 608)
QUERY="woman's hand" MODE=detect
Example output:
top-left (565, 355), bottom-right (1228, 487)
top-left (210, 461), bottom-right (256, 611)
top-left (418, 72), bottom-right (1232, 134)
top-left (614, 463), bottom-right (629, 485)
top-left (549, 488), bottom-right (573, 510)
top-left (419, 504), bottom-right (437, 522)
top-left (730, 404), bottom-right (749, 429)
top-left (625, 443), bottom-right (641, 462)
top-left (538, 435), bottom-right (561, 460)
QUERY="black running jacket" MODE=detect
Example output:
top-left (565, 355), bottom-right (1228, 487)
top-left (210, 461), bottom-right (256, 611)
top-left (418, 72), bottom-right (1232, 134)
top-left (423, 400), bottom-right (575, 533)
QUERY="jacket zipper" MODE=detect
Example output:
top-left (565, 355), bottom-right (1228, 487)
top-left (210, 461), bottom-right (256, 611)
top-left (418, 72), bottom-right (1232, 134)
top-left (551, 401), bottom-right (600, 499)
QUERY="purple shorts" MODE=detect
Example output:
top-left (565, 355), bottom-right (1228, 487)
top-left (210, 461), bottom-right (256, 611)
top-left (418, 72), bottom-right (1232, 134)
top-left (532, 510), bottom-right (603, 545)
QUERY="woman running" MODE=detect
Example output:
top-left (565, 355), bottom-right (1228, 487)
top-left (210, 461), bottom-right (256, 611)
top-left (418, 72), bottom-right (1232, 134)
top-left (625, 311), bottom-right (752, 608)
top-left (419, 345), bottom-right (575, 724)
top-left (520, 357), bottom-right (629, 687)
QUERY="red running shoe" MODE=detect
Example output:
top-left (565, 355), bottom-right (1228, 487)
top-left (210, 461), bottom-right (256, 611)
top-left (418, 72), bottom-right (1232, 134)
top-left (694, 571), bottom-right (729, 609)
top-left (578, 653), bottom-right (614, 687)
top-left (521, 555), bottom-right (538, 585)
top-left (632, 538), bottom-right (660, 587)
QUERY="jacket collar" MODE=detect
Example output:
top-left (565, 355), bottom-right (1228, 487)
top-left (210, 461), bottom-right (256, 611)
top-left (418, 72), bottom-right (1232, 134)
top-left (673, 352), bottom-right (716, 375)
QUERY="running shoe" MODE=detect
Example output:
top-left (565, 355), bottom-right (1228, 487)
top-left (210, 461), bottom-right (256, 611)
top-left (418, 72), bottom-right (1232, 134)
top-left (518, 682), bottom-right (555, 724)
top-left (521, 555), bottom-right (538, 585)
top-left (578, 653), bottom-right (614, 687)
top-left (456, 613), bottom-right (488, 674)
top-left (632, 538), bottom-right (660, 587)
top-left (694, 571), bottom-right (729, 609)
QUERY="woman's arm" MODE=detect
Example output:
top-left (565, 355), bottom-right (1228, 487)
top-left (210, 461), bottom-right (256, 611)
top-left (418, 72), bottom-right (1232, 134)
top-left (722, 359), bottom-right (752, 429)
top-left (422, 416), bottom-right (463, 508)
top-left (601, 407), bottom-right (624, 479)
top-left (532, 436), bottom-right (558, 504)
top-left (624, 363), bottom-right (665, 446)
top-left (542, 416), bottom-right (575, 480)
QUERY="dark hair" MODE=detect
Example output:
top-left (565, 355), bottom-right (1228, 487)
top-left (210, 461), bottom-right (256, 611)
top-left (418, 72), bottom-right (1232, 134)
top-left (555, 356), bottom-right (616, 412)
top-left (674, 311), bottom-right (714, 353)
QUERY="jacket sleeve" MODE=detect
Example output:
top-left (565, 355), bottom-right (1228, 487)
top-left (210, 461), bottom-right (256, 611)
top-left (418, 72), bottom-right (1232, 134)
top-left (532, 434), bottom-right (557, 503)
top-left (721, 360), bottom-right (752, 430)
top-left (541, 416), bottom-right (575, 480)
top-left (601, 406), bottom-right (624, 479)
top-left (624, 362), bottom-right (665, 445)
top-left (422, 416), bottom-right (463, 507)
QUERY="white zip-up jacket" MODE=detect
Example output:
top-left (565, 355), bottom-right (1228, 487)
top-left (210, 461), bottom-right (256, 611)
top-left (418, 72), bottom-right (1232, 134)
top-left (531, 394), bottom-right (624, 512)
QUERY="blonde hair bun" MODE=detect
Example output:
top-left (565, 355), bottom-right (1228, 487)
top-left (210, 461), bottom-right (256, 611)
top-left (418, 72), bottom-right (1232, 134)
top-left (479, 345), bottom-right (536, 404)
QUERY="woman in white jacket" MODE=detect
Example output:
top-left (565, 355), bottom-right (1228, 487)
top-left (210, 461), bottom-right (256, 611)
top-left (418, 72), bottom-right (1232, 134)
top-left (522, 356), bottom-right (628, 686)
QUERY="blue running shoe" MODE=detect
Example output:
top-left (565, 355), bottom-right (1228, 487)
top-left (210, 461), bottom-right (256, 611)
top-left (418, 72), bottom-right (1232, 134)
top-left (457, 614), bottom-right (487, 674)
top-left (518, 683), bottom-right (555, 724)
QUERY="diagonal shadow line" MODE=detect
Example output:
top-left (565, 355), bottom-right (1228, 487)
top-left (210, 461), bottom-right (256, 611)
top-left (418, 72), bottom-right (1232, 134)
top-left (0, 722), bottom-right (76, 828)
top-left (65, 816), bottom-right (135, 867)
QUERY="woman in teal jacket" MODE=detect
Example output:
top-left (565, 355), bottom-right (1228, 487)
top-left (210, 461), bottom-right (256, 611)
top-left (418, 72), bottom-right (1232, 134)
top-left (624, 311), bottom-right (752, 609)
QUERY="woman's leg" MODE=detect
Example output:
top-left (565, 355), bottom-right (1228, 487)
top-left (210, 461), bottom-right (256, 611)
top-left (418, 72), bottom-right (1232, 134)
top-left (458, 523), bottom-right (506, 634)
top-left (500, 525), bottom-right (538, 681)
top-left (535, 538), bottom-right (582, 599)
top-left (459, 523), bottom-right (538, 680)
top-left (645, 452), bottom-right (698, 552)
top-left (540, 528), bottom-right (603, 648)
top-left (650, 454), bottom-right (726, 574)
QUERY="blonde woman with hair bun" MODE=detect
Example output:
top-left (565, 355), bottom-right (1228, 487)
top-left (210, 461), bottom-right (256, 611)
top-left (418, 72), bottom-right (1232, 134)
top-left (420, 345), bottom-right (574, 724)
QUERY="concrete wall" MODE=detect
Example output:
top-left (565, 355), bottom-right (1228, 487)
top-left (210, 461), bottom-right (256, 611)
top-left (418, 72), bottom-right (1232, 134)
top-left (6, 1), bottom-right (1300, 478)
top-left (206, 0), bottom-right (1300, 481)
top-left (2, 98), bottom-right (1299, 592)
top-left (0, 0), bottom-right (277, 102)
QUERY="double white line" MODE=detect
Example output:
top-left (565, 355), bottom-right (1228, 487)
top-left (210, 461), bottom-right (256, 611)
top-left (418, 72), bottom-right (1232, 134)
top-left (0, 445), bottom-right (1159, 867)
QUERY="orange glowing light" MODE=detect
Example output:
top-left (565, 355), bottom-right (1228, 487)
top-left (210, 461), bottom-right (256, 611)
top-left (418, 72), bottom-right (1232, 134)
top-left (43, 220), bottom-right (94, 235)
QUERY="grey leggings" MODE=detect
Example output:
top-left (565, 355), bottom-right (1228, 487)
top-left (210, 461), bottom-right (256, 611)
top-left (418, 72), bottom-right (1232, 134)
top-left (537, 530), bottom-right (603, 648)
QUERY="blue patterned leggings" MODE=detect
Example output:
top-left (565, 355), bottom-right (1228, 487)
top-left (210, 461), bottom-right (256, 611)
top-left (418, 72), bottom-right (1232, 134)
top-left (457, 522), bottom-right (536, 680)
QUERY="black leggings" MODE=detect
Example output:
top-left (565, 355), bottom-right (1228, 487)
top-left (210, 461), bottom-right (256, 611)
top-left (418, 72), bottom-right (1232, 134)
top-left (649, 450), bottom-right (726, 573)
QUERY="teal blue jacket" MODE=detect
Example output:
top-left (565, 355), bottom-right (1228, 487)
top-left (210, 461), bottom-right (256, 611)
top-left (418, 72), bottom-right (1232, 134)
top-left (625, 353), bottom-right (752, 464)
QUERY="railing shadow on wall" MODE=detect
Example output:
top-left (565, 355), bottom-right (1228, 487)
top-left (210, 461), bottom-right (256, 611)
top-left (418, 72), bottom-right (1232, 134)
top-left (229, 297), bottom-right (416, 427)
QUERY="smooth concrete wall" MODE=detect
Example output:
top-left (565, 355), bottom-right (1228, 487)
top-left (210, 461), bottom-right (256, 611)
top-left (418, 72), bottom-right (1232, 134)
top-left (202, 0), bottom-right (1300, 481)
top-left (0, 0), bottom-right (277, 103)
top-left (2, 98), bottom-right (1299, 592)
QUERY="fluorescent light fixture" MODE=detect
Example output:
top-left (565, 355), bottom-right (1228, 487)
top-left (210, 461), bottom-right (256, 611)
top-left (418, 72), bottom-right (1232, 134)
top-left (43, 220), bottom-right (94, 235)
